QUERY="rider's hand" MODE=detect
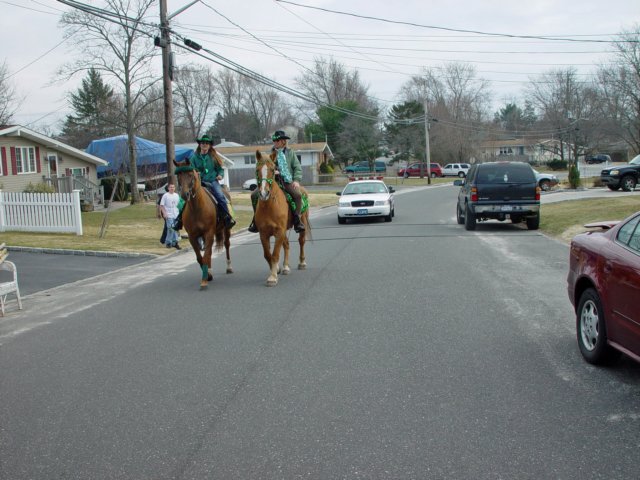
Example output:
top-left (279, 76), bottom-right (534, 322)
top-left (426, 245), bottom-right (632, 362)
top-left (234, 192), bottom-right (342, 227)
top-left (292, 181), bottom-right (300, 189)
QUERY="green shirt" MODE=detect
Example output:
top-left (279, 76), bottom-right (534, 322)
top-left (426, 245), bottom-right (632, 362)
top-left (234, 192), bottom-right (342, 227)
top-left (190, 152), bottom-right (224, 184)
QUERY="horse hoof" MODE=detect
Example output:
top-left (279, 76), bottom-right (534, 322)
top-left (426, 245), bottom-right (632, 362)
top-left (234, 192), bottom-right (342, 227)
top-left (266, 277), bottom-right (278, 287)
top-left (282, 266), bottom-right (291, 275)
top-left (226, 268), bottom-right (234, 274)
top-left (200, 282), bottom-right (208, 290)
top-left (207, 273), bottom-right (213, 281)
top-left (298, 263), bottom-right (307, 270)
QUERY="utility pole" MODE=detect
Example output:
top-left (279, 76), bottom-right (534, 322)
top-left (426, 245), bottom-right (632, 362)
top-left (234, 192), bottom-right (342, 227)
top-left (424, 99), bottom-right (432, 185)
top-left (156, 0), bottom-right (199, 186)
top-left (158, 0), bottom-right (176, 185)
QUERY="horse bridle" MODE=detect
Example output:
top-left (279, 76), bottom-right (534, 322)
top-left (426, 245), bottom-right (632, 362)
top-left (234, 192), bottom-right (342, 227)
top-left (175, 166), bottom-right (200, 203)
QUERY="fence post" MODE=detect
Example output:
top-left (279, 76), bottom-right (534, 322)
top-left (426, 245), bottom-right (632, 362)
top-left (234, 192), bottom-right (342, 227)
top-left (0, 190), bottom-right (4, 232)
top-left (72, 189), bottom-right (83, 236)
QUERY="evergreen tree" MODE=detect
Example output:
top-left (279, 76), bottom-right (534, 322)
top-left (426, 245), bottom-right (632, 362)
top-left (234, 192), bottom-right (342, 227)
top-left (60, 68), bottom-right (121, 148)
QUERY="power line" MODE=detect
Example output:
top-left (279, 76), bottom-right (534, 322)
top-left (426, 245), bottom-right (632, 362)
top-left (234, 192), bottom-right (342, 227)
top-left (275, 0), bottom-right (636, 44)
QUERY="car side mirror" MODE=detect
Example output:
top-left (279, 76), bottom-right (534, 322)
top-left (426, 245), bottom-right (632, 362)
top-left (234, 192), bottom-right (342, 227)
top-left (453, 179), bottom-right (464, 186)
top-left (336, 192), bottom-right (342, 196)
top-left (388, 186), bottom-right (395, 193)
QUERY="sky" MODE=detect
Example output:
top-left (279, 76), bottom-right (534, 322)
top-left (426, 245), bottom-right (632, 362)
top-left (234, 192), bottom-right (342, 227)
top-left (2, 0), bottom-right (639, 134)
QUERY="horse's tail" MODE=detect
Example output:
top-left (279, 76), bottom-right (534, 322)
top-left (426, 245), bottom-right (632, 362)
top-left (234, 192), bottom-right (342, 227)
top-left (214, 226), bottom-right (225, 252)
top-left (303, 211), bottom-right (312, 241)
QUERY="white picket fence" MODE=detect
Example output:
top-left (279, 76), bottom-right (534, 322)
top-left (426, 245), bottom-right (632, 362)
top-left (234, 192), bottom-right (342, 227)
top-left (0, 190), bottom-right (83, 235)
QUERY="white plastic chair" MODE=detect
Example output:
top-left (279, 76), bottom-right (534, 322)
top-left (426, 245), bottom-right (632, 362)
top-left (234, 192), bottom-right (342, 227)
top-left (0, 260), bottom-right (23, 315)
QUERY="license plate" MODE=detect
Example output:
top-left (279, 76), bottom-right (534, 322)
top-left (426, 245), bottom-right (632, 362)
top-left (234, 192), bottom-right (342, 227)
top-left (356, 208), bottom-right (368, 215)
top-left (501, 206), bottom-right (513, 212)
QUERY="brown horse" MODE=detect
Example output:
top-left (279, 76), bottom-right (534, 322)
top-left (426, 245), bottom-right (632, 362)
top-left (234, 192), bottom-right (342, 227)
top-left (174, 159), bottom-right (233, 289)
top-left (254, 150), bottom-right (311, 286)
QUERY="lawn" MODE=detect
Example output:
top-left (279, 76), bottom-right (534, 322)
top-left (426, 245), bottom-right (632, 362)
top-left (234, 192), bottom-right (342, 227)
top-left (3, 188), bottom-right (639, 255)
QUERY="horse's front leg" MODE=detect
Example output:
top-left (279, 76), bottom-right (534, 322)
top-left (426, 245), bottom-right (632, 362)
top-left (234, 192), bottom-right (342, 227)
top-left (188, 235), bottom-right (211, 289)
top-left (199, 234), bottom-right (214, 289)
top-left (260, 232), bottom-right (278, 286)
top-left (298, 213), bottom-right (307, 270)
top-left (281, 235), bottom-right (291, 275)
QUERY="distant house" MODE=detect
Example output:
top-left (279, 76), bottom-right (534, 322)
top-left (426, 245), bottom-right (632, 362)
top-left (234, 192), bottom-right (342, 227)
top-left (0, 125), bottom-right (107, 197)
top-left (478, 138), bottom-right (565, 164)
top-left (209, 141), bottom-right (334, 187)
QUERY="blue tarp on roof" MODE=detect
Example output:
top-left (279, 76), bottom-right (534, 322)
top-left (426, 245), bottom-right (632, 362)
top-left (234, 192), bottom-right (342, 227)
top-left (86, 135), bottom-right (193, 176)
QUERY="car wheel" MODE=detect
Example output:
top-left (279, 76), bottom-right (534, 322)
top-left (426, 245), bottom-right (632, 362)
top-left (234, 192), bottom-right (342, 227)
top-left (464, 203), bottom-right (476, 230)
top-left (576, 288), bottom-right (621, 365)
top-left (607, 185), bottom-right (620, 191)
top-left (338, 215), bottom-right (346, 225)
top-left (384, 213), bottom-right (392, 222)
top-left (526, 213), bottom-right (540, 230)
top-left (456, 203), bottom-right (464, 224)
top-left (391, 207), bottom-right (395, 218)
top-left (249, 184), bottom-right (257, 191)
top-left (458, 171), bottom-right (465, 178)
top-left (621, 175), bottom-right (637, 191)
top-left (539, 179), bottom-right (551, 191)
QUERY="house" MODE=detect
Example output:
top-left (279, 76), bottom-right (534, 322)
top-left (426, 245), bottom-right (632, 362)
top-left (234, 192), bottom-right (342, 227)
top-left (208, 141), bottom-right (334, 188)
top-left (478, 138), bottom-right (565, 164)
top-left (0, 125), bottom-right (107, 202)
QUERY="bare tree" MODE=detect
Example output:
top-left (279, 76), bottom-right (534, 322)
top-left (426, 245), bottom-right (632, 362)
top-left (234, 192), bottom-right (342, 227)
top-left (173, 64), bottom-right (217, 140)
top-left (0, 61), bottom-right (19, 125)
top-left (59, 0), bottom-right (158, 203)
top-left (596, 25), bottom-right (640, 155)
top-left (399, 63), bottom-right (490, 163)
top-left (527, 67), bottom-right (599, 162)
top-left (296, 57), bottom-right (372, 109)
top-left (212, 70), bottom-right (244, 117)
top-left (242, 77), bottom-right (294, 141)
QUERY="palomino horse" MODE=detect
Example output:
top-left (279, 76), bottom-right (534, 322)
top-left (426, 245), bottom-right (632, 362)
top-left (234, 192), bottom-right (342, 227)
top-left (254, 150), bottom-right (311, 287)
top-left (174, 159), bottom-right (233, 289)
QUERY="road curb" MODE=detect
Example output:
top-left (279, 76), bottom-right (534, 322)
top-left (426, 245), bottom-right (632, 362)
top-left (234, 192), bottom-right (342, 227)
top-left (5, 245), bottom-right (157, 259)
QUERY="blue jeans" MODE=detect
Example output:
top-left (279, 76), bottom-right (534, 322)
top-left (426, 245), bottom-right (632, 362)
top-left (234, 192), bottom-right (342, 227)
top-left (203, 181), bottom-right (231, 218)
top-left (164, 218), bottom-right (179, 246)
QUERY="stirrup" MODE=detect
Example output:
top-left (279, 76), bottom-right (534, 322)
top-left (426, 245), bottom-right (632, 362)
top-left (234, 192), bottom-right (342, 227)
top-left (248, 220), bottom-right (258, 233)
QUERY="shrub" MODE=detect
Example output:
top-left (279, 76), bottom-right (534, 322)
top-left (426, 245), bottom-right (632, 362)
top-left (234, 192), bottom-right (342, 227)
top-left (23, 182), bottom-right (55, 194)
top-left (547, 158), bottom-right (568, 171)
top-left (568, 164), bottom-right (581, 189)
top-left (319, 162), bottom-right (334, 174)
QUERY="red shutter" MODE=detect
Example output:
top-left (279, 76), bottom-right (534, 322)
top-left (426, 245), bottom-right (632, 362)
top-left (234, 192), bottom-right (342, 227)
top-left (1, 147), bottom-right (7, 176)
top-left (10, 147), bottom-right (17, 175)
top-left (35, 146), bottom-right (41, 173)
top-left (65, 168), bottom-right (71, 176)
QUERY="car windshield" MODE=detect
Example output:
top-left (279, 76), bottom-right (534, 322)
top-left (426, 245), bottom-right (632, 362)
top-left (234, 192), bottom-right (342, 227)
top-left (630, 155), bottom-right (640, 165)
top-left (343, 182), bottom-right (387, 195)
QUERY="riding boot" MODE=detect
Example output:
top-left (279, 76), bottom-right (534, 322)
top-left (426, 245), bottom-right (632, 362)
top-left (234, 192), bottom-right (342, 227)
top-left (225, 213), bottom-right (236, 228)
top-left (174, 210), bottom-right (183, 231)
top-left (293, 213), bottom-right (305, 233)
top-left (248, 217), bottom-right (258, 233)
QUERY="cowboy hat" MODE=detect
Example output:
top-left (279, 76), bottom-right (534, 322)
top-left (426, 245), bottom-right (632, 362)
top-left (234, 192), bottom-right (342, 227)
top-left (271, 130), bottom-right (290, 141)
top-left (195, 135), bottom-right (213, 144)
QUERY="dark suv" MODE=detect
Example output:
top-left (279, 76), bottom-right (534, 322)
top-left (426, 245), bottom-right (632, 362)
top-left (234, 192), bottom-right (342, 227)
top-left (455, 161), bottom-right (540, 230)
top-left (600, 154), bottom-right (640, 191)
top-left (585, 154), bottom-right (611, 164)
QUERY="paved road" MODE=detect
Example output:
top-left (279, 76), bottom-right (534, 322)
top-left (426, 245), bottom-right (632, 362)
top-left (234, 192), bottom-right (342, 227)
top-left (1, 184), bottom-right (639, 479)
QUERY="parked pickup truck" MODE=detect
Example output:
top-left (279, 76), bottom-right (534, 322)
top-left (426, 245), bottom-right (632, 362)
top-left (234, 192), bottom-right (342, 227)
top-left (600, 154), bottom-right (640, 191)
top-left (455, 161), bottom-right (540, 231)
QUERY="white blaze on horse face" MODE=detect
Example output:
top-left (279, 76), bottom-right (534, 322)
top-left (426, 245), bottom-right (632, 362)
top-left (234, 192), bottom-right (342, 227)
top-left (259, 163), bottom-right (270, 200)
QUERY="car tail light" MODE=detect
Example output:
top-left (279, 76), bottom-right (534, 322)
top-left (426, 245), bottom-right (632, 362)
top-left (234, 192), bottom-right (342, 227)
top-left (470, 186), bottom-right (478, 202)
top-left (535, 186), bottom-right (541, 200)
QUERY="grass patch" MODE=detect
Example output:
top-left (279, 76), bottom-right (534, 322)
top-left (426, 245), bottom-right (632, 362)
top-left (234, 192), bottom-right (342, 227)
top-left (541, 196), bottom-right (640, 243)
top-left (3, 192), bottom-right (340, 255)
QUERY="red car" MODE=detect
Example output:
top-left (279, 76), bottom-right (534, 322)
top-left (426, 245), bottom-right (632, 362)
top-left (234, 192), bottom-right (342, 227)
top-left (567, 211), bottom-right (640, 365)
top-left (397, 162), bottom-right (442, 178)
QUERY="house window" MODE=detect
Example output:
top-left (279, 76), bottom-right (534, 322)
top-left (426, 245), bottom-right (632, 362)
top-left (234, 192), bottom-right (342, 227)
top-left (71, 167), bottom-right (87, 177)
top-left (244, 155), bottom-right (255, 165)
top-left (499, 147), bottom-right (513, 156)
top-left (15, 146), bottom-right (36, 173)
